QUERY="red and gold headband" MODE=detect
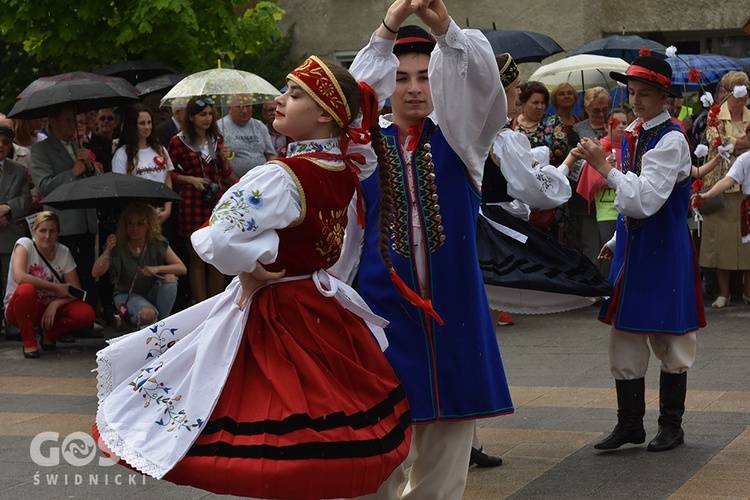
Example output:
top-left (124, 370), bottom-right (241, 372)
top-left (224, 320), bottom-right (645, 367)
top-left (287, 56), bottom-right (351, 128)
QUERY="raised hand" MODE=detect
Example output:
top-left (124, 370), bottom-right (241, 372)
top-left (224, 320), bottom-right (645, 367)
top-left (414, 0), bottom-right (450, 36)
top-left (378, 0), bottom-right (419, 38)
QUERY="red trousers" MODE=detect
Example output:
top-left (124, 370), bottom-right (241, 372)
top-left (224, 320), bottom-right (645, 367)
top-left (5, 283), bottom-right (95, 349)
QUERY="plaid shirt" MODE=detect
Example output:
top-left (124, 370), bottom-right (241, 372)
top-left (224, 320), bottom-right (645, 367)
top-left (168, 133), bottom-right (231, 236)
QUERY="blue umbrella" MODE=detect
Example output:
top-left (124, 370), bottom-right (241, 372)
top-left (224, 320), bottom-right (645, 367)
top-left (570, 35), bottom-right (666, 63)
top-left (480, 29), bottom-right (563, 63)
top-left (667, 54), bottom-right (750, 91)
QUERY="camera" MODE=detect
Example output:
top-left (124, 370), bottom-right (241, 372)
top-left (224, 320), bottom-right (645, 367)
top-left (203, 181), bottom-right (221, 204)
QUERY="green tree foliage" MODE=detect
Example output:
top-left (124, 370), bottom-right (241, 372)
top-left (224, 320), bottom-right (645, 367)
top-left (0, 0), bottom-right (285, 73)
top-left (0, 39), bottom-right (61, 113)
top-left (235, 24), bottom-right (300, 90)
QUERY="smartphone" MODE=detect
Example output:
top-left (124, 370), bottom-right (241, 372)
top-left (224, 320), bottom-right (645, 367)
top-left (68, 285), bottom-right (88, 302)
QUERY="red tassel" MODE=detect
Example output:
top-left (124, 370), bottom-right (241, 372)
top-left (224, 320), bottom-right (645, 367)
top-left (389, 270), bottom-right (445, 325)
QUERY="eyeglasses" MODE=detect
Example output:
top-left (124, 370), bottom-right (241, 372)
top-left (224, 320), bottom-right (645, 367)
top-left (99, 116), bottom-right (115, 121)
top-left (196, 97), bottom-right (214, 107)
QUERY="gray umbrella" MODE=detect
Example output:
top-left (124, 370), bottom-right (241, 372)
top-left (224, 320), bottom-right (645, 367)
top-left (570, 35), bottom-right (667, 63)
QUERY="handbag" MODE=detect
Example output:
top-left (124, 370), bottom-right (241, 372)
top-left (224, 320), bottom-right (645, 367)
top-left (116, 243), bottom-right (149, 322)
top-left (698, 190), bottom-right (726, 215)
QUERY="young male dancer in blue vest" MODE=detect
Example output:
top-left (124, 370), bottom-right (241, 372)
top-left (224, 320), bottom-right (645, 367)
top-left (344, 0), bottom-right (514, 497)
top-left (573, 53), bottom-right (706, 452)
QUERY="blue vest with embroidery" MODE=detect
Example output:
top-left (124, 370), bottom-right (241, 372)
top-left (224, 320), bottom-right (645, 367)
top-left (357, 120), bottom-right (514, 422)
top-left (599, 120), bottom-right (704, 334)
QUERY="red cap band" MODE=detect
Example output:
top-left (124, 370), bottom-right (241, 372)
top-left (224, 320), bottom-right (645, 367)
top-left (626, 65), bottom-right (671, 88)
top-left (395, 36), bottom-right (434, 46)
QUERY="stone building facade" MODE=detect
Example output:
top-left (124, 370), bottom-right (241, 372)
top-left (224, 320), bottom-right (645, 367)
top-left (277, 0), bottom-right (748, 74)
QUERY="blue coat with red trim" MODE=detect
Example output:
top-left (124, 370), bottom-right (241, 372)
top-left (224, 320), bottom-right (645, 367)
top-left (357, 120), bottom-right (514, 423)
top-left (599, 121), bottom-right (706, 334)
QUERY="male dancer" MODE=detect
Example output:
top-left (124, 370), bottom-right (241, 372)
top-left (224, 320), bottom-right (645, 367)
top-left (574, 53), bottom-right (705, 452)
top-left (346, 0), bottom-right (513, 497)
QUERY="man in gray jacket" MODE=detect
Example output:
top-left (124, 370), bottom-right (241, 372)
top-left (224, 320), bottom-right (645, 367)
top-left (31, 106), bottom-right (98, 308)
top-left (0, 124), bottom-right (31, 338)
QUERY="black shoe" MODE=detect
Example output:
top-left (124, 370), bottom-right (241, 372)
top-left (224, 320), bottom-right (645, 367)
top-left (647, 426), bottom-right (684, 452)
top-left (470, 446), bottom-right (503, 467)
top-left (41, 341), bottom-right (57, 351)
top-left (23, 349), bottom-right (41, 359)
top-left (594, 378), bottom-right (646, 450)
top-left (594, 424), bottom-right (646, 450)
top-left (647, 371), bottom-right (687, 452)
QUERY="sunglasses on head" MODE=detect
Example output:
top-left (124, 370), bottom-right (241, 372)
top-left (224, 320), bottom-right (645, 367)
top-left (196, 97), bottom-right (214, 107)
top-left (99, 115), bottom-right (115, 121)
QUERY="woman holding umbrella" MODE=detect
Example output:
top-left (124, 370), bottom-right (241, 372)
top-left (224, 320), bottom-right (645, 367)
top-left (168, 96), bottom-right (236, 303)
top-left (112, 104), bottom-right (175, 224)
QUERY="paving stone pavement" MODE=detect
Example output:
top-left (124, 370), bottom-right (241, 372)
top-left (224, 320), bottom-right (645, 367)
top-left (1, 301), bottom-right (749, 499)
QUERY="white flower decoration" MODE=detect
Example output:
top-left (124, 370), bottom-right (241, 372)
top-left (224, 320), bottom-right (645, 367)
top-left (717, 144), bottom-right (735, 162)
top-left (733, 85), bottom-right (748, 99)
top-left (665, 46), bottom-right (677, 58)
top-left (700, 92), bottom-right (714, 108)
top-left (694, 144), bottom-right (709, 158)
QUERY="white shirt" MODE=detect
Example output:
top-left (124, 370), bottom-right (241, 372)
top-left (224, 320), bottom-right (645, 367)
top-left (334, 19), bottom-right (506, 285)
top-left (191, 136), bottom-right (377, 277)
top-left (727, 150), bottom-right (750, 194)
top-left (606, 111), bottom-right (691, 219)
top-left (604, 110), bottom-right (691, 249)
top-left (492, 128), bottom-right (571, 211)
top-left (5, 238), bottom-right (76, 310)
top-left (112, 145), bottom-right (174, 184)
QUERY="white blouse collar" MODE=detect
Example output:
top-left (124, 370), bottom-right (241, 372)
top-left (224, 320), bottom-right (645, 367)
top-left (287, 138), bottom-right (340, 157)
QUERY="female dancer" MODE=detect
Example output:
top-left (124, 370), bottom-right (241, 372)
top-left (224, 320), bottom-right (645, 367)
top-left (94, 56), bottom-right (410, 499)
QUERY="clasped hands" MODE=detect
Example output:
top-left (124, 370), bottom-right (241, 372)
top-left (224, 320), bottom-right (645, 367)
top-left (383, 0), bottom-right (450, 38)
top-left (236, 262), bottom-right (286, 311)
top-left (570, 137), bottom-right (614, 177)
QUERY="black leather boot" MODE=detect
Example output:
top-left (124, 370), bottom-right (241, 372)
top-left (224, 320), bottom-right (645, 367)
top-left (647, 371), bottom-right (687, 452)
top-left (594, 378), bottom-right (646, 450)
top-left (470, 446), bottom-right (503, 467)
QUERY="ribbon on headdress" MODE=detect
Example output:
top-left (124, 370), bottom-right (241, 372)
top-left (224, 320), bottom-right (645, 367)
top-left (287, 56), bottom-right (351, 128)
top-left (626, 65), bottom-right (671, 88)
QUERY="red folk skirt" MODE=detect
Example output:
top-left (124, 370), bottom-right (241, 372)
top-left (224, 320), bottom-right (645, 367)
top-left (95, 278), bottom-right (411, 499)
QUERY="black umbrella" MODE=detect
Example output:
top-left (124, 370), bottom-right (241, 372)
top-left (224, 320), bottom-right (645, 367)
top-left (93, 60), bottom-right (179, 85)
top-left (41, 172), bottom-right (182, 210)
top-left (135, 73), bottom-right (189, 98)
top-left (9, 72), bottom-right (140, 119)
top-left (480, 29), bottom-right (564, 63)
top-left (570, 35), bottom-right (667, 63)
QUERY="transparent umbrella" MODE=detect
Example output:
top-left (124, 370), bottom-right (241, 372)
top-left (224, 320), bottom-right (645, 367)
top-left (160, 67), bottom-right (280, 108)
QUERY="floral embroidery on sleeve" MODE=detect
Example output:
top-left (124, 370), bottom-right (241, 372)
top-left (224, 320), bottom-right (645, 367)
top-left (210, 188), bottom-right (260, 233)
